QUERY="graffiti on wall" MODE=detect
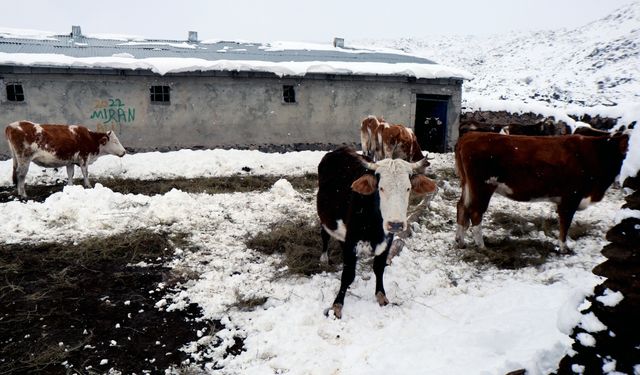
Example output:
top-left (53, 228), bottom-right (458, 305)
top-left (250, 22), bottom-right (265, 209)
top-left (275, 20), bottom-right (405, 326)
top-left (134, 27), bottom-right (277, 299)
top-left (90, 98), bottom-right (135, 124)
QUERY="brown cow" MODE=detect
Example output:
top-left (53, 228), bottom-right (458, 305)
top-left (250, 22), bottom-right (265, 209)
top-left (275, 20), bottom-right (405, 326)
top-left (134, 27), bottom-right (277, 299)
top-left (455, 132), bottom-right (629, 252)
top-left (5, 120), bottom-right (126, 198)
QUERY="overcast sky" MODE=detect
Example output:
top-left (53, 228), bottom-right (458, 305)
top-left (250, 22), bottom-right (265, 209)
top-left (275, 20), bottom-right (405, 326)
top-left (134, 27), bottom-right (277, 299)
top-left (3, 0), bottom-right (634, 43)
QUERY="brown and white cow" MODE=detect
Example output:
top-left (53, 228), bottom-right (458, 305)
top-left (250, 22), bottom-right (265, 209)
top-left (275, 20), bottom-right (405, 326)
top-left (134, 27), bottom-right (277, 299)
top-left (5, 120), bottom-right (126, 198)
top-left (360, 116), bottom-right (424, 162)
top-left (360, 115), bottom-right (384, 159)
top-left (374, 122), bottom-right (424, 162)
top-left (455, 132), bottom-right (629, 252)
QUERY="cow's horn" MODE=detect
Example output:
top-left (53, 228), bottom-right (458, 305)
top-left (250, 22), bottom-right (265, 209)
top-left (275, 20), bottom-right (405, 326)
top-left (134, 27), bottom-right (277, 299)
top-left (411, 157), bottom-right (430, 172)
top-left (363, 160), bottom-right (378, 171)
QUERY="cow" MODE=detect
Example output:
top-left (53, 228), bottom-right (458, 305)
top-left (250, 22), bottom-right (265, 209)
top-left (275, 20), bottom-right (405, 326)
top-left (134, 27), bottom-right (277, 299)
top-left (375, 122), bottom-right (424, 162)
top-left (360, 115), bottom-right (384, 159)
top-left (317, 147), bottom-right (436, 318)
top-left (5, 120), bottom-right (127, 198)
top-left (459, 120), bottom-right (504, 136)
top-left (454, 132), bottom-right (629, 253)
top-left (360, 116), bottom-right (424, 162)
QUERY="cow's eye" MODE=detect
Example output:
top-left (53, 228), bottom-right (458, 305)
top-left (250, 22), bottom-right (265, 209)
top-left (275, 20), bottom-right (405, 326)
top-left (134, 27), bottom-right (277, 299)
top-left (406, 187), bottom-right (410, 192)
top-left (379, 187), bottom-right (384, 193)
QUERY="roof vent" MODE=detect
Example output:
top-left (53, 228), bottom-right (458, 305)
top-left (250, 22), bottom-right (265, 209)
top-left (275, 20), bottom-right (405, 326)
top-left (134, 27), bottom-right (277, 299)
top-left (333, 37), bottom-right (344, 48)
top-left (188, 31), bottom-right (198, 42)
top-left (71, 25), bottom-right (82, 38)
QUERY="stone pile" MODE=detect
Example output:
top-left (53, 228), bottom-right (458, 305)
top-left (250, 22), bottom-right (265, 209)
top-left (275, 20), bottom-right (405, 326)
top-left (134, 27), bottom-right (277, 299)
top-left (556, 174), bottom-right (640, 374)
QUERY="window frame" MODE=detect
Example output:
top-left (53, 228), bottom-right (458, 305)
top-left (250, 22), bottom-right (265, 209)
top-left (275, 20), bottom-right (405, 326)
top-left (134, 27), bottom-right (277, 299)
top-left (282, 85), bottom-right (296, 104)
top-left (150, 85), bottom-right (171, 104)
top-left (6, 83), bottom-right (25, 102)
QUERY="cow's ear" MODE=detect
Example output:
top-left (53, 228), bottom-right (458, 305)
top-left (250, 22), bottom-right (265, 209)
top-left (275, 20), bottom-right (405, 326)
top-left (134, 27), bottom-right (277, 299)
top-left (99, 135), bottom-right (109, 145)
top-left (351, 174), bottom-right (377, 195)
top-left (411, 175), bottom-right (437, 195)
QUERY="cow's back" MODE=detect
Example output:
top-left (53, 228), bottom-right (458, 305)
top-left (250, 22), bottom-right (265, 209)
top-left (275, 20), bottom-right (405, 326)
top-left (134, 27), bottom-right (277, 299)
top-left (456, 132), bottom-right (628, 202)
top-left (317, 147), bottom-right (371, 230)
top-left (37, 124), bottom-right (99, 160)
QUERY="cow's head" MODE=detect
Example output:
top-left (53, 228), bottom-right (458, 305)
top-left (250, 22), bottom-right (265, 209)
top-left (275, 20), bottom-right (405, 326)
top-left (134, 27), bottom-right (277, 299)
top-left (99, 131), bottom-right (127, 157)
top-left (351, 157), bottom-right (436, 234)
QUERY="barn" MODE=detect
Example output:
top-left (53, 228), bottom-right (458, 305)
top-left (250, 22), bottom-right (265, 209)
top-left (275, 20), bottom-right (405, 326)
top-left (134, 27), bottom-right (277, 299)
top-left (0, 26), bottom-right (470, 158)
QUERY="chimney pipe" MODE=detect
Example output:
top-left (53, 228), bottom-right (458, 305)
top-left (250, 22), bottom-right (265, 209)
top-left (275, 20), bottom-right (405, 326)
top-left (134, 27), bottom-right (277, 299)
top-left (71, 25), bottom-right (82, 38)
top-left (188, 31), bottom-right (198, 42)
top-left (333, 37), bottom-right (344, 48)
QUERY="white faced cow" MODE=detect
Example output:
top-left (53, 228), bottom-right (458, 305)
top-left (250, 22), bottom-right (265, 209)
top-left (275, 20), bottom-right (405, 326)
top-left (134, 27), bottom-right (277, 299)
top-left (5, 120), bottom-right (126, 198)
top-left (317, 147), bottom-right (436, 318)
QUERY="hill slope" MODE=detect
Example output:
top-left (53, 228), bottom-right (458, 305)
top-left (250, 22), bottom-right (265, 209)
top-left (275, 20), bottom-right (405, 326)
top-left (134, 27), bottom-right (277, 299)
top-left (356, 1), bottom-right (640, 107)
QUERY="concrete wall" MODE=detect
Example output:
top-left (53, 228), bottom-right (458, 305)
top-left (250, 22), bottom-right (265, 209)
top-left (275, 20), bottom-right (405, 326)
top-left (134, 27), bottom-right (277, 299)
top-left (0, 69), bottom-right (462, 159)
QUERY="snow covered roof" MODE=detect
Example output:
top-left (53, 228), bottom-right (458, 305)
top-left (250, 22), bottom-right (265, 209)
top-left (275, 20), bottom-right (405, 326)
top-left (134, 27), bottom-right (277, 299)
top-left (0, 27), bottom-right (472, 80)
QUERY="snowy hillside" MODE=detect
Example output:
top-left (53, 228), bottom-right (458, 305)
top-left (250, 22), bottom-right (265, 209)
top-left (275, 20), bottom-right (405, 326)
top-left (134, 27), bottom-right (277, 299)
top-left (356, 1), bottom-right (640, 108)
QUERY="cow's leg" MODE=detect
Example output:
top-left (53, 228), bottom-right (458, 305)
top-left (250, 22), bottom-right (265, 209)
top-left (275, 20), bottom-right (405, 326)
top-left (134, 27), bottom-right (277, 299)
top-left (66, 165), bottom-right (75, 186)
top-left (467, 185), bottom-right (495, 249)
top-left (15, 160), bottom-right (31, 198)
top-left (456, 193), bottom-right (470, 248)
top-left (320, 227), bottom-right (331, 264)
top-left (456, 182), bottom-right (473, 248)
top-left (80, 164), bottom-right (91, 188)
top-left (556, 199), bottom-right (579, 253)
top-left (373, 236), bottom-right (393, 306)
top-left (331, 243), bottom-right (357, 319)
top-left (11, 156), bottom-right (18, 187)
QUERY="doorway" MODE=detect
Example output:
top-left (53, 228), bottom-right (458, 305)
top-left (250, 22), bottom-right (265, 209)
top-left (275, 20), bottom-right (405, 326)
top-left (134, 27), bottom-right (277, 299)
top-left (414, 94), bottom-right (449, 153)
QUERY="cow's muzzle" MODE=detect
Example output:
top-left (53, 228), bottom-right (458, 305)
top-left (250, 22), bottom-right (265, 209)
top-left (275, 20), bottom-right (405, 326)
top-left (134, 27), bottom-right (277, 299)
top-left (387, 221), bottom-right (405, 233)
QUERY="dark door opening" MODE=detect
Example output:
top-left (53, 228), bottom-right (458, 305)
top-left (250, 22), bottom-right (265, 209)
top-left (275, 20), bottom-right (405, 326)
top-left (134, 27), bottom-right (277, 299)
top-left (414, 94), bottom-right (449, 153)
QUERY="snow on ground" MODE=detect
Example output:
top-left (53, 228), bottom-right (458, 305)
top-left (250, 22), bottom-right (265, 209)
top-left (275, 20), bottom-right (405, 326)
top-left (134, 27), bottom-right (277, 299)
top-left (0, 149), bottom-right (626, 374)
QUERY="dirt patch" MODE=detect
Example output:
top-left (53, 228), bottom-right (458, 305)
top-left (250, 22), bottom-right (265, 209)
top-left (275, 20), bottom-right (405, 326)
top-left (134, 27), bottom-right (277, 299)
top-left (489, 211), bottom-right (558, 238)
top-left (0, 173), bottom-right (318, 203)
top-left (0, 230), bottom-right (243, 374)
top-left (246, 219), bottom-right (341, 276)
top-left (461, 238), bottom-right (558, 269)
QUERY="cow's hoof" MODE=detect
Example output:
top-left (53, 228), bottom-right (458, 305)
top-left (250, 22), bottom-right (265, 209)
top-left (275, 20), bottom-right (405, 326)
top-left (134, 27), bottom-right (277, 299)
top-left (320, 253), bottom-right (329, 264)
top-left (376, 292), bottom-right (389, 306)
top-left (330, 304), bottom-right (343, 319)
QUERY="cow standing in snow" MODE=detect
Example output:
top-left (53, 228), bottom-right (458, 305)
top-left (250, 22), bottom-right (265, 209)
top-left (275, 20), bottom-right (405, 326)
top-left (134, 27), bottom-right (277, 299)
top-left (5, 120), bottom-right (126, 198)
top-left (454, 132), bottom-right (629, 252)
top-left (317, 147), bottom-right (436, 318)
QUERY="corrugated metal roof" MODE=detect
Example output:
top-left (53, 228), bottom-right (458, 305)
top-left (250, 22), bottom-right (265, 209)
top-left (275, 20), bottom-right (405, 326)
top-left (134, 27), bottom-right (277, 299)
top-left (0, 33), bottom-right (435, 65)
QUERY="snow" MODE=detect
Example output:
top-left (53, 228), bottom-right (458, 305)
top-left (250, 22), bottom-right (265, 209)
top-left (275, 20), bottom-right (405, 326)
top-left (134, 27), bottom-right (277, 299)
top-left (0, 27), bottom-right (58, 40)
top-left (355, 1), bottom-right (640, 107)
top-left (596, 289), bottom-right (624, 307)
top-left (576, 333), bottom-right (596, 347)
top-left (0, 149), bottom-right (620, 374)
top-left (1, 3), bottom-right (639, 374)
top-left (0, 51), bottom-right (471, 79)
top-left (579, 312), bottom-right (607, 333)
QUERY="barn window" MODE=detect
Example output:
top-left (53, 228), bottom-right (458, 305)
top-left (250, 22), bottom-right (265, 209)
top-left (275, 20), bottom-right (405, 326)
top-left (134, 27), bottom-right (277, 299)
top-left (6, 83), bottom-right (25, 102)
top-left (150, 85), bottom-right (170, 103)
top-left (282, 85), bottom-right (296, 103)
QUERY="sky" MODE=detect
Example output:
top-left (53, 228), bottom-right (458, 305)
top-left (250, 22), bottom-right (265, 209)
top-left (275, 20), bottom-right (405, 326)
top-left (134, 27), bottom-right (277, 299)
top-left (2, 0), bottom-right (635, 43)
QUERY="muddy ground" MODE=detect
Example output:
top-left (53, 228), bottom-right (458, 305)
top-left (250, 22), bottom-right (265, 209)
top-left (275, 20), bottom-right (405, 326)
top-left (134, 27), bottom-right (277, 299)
top-left (0, 230), bottom-right (244, 374)
top-left (0, 174), bottom-right (318, 203)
